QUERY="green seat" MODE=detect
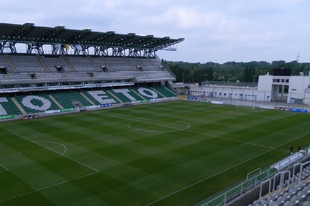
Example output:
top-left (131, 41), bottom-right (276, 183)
top-left (0, 96), bottom-right (23, 116)
top-left (14, 94), bottom-right (60, 114)
top-left (51, 92), bottom-right (92, 109)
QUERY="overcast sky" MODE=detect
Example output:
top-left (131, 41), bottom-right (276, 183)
top-left (1, 0), bottom-right (310, 63)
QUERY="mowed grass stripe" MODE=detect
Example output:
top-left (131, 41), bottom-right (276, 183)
top-left (222, 113), bottom-right (310, 147)
top-left (0, 101), bottom-right (309, 206)
top-left (0, 129), bottom-right (99, 202)
top-left (71, 104), bottom-right (274, 203)
top-left (1, 189), bottom-right (55, 206)
top-left (2, 110), bottom-right (188, 205)
top-left (102, 106), bottom-right (273, 150)
top-left (83, 110), bottom-right (268, 184)
top-left (191, 108), bottom-right (289, 133)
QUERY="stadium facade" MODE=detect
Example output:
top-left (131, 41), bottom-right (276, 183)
top-left (190, 70), bottom-right (310, 105)
top-left (0, 23), bottom-right (184, 120)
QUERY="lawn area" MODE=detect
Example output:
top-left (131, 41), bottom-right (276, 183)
top-left (0, 100), bottom-right (310, 206)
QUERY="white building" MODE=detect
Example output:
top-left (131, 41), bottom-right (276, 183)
top-left (190, 72), bottom-right (310, 105)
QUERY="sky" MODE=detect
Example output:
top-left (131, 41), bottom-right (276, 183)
top-left (1, 0), bottom-right (310, 64)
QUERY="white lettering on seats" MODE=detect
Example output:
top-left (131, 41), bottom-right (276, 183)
top-left (113, 89), bottom-right (136, 101)
top-left (21, 95), bottom-right (52, 111)
top-left (0, 97), bottom-right (8, 115)
top-left (87, 91), bottom-right (116, 104)
top-left (138, 88), bottom-right (158, 99)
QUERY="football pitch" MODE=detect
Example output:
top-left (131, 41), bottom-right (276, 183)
top-left (1, 100), bottom-right (310, 206)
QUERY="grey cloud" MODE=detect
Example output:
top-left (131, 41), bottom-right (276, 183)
top-left (0, 0), bottom-right (309, 63)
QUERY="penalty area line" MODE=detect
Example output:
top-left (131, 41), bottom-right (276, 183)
top-left (0, 171), bottom-right (98, 203)
top-left (34, 141), bottom-right (67, 155)
top-left (10, 132), bottom-right (99, 173)
top-left (0, 163), bottom-right (9, 173)
top-left (0, 132), bottom-right (101, 203)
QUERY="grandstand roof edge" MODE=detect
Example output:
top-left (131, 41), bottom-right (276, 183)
top-left (0, 23), bottom-right (184, 50)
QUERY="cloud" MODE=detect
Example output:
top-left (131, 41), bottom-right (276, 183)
top-left (0, 0), bottom-right (309, 63)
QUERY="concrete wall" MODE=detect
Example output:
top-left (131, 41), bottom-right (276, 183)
top-left (258, 75), bottom-right (273, 92)
top-left (190, 75), bottom-right (310, 104)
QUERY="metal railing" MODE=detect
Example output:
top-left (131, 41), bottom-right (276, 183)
top-left (202, 81), bottom-right (258, 88)
top-left (195, 151), bottom-right (310, 206)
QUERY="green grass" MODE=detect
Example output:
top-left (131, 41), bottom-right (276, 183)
top-left (0, 100), bottom-right (310, 206)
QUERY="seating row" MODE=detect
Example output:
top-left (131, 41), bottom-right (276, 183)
top-left (0, 86), bottom-right (176, 116)
top-left (0, 54), bottom-right (164, 73)
top-left (249, 163), bottom-right (310, 206)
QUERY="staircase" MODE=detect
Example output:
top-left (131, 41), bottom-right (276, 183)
top-left (48, 95), bottom-right (64, 109)
top-left (107, 91), bottom-right (123, 103)
top-left (36, 55), bottom-right (50, 72)
top-left (86, 56), bottom-right (100, 71)
top-left (62, 56), bottom-right (75, 71)
top-left (80, 92), bottom-right (95, 105)
top-left (11, 97), bottom-right (26, 115)
top-left (4, 54), bottom-right (17, 72)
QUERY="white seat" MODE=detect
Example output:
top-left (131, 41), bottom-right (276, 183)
top-left (290, 195), bottom-right (298, 205)
top-left (283, 200), bottom-right (291, 206)
top-left (268, 200), bottom-right (277, 206)
top-left (303, 201), bottom-right (310, 206)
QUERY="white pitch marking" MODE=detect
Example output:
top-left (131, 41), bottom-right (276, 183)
top-left (188, 129), bottom-right (273, 149)
top-left (0, 132), bottom-right (100, 203)
top-left (106, 113), bottom-right (270, 149)
top-left (127, 121), bottom-right (190, 133)
top-left (0, 171), bottom-right (98, 203)
top-left (144, 132), bottom-right (310, 206)
top-left (34, 141), bottom-right (67, 155)
top-left (0, 163), bottom-right (9, 173)
top-left (11, 132), bottom-right (99, 173)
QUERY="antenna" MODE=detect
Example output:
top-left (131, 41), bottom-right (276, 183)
top-left (296, 51), bottom-right (300, 62)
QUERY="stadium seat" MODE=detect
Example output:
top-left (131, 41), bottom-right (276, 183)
top-left (268, 200), bottom-right (277, 206)
top-left (290, 195), bottom-right (299, 205)
top-left (9, 54), bottom-right (44, 72)
top-left (276, 196), bottom-right (284, 205)
top-left (14, 94), bottom-right (60, 114)
top-left (51, 91), bottom-right (92, 109)
top-left (303, 201), bottom-right (310, 206)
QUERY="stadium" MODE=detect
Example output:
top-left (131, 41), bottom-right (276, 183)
top-left (1, 23), bottom-right (310, 206)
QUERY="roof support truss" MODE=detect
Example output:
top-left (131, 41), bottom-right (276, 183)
top-left (0, 23), bottom-right (184, 56)
top-left (10, 23), bottom-right (35, 38)
top-left (143, 48), bottom-right (156, 57)
top-left (0, 41), bottom-right (17, 53)
top-left (74, 45), bottom-right (89, 55)
top-left (94, 46), bottom-right (109, 56)
top-left (112, 47), bottom-right (125, 57)
top-left (27, 42), bottom-right (44, 54)
top-left (128, 48), bottom-right (141, 57)
top-left (52, 44), bottom-right (67, 55)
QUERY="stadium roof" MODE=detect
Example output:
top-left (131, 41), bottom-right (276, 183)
top-left (0, 23), bottom-right (184, 51)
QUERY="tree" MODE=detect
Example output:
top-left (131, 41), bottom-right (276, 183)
top-left (243, 65), bottom-right (255, 82)
top-left (164, 59), bottom-right (309, 83)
